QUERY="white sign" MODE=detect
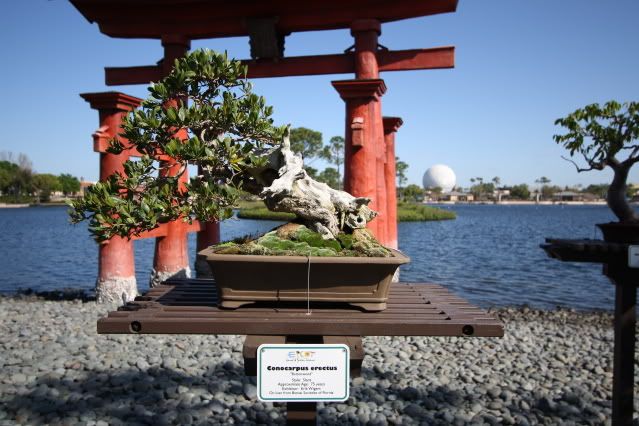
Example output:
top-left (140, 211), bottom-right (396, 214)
top-left (629, 245), bottom-right (639, 268)
top-left (257, 344), bottom-right (350, 402)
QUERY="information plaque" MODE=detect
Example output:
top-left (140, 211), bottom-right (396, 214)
top-left (257, 344), bottom-right (350, 402)
top-left (629, 245), bottom-right (639, 268)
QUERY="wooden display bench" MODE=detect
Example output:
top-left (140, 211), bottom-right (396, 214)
top-left (542, 238), bottom-right (638, 426)
top-left (98, 278), bottom-right (503, 424)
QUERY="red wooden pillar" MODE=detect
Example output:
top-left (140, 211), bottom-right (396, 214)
top-left (332, 80), bottom-right (386, 238)
top-left (383, 117), bottom-right (403, 250)
top-left (150, 35), bottom-right (193, 286)
top-left (80, 92), bottom-right (142, 303)
top-left (332, 19), bottom-right (388, 240)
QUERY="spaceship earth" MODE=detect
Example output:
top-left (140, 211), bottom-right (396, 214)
top-left (422, 164), bottom-right (456, 192)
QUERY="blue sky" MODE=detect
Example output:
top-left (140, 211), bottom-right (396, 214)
top-left (1, 1), bottom-right (638, 189)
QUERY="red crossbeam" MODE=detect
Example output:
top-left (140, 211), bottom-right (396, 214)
top-left (71, 0), bottom-right (458, 40)
top-left (105, 47), bottom-right (454, 85)
top-left (130, 220), bottom-right (203, 241)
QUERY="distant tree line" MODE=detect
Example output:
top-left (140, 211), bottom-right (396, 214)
top-left (465, 175), bottom-right (634, 201)
top-left (0, 152), bottom-right (81, 203)
top-left (288, 127), bottom-right (344, 190)
top-left (414, 172), bottom-right (635, 202)
top-left (288, 130), bottom-right (426, 204)
top-left (269, 126), bottom-right (639, 204)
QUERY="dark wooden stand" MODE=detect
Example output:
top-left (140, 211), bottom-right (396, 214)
top-left (98, 279), bottom-right (503, 424)
top-left (542, 239), bottom-right (638, 425)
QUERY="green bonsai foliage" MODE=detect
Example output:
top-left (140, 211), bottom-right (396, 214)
top-left (554, 101), bottom-right (639, 222)
top-left (213, 223), bottom-right (391, 257)
top-left (70, 49), bottom-right (285, 241)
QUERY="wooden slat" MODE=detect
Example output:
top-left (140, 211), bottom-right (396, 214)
top-left (98, 317), bottom-right (503, 337)
top-left (98, 279), bottom-right (503, 337)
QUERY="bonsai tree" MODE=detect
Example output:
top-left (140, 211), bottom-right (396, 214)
top-left (70, 49), bottom-right (376, 243)
top-left (554, 101), bottom-right (639, 222)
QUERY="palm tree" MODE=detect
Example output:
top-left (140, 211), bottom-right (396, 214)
top-left (534, 176), bottom-right (551, 202)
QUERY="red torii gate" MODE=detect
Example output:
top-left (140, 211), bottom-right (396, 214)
top-left (71, 0), bottom-right (456, 299)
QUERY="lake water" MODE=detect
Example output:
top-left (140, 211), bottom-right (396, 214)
top-left (0, 204), bottom-right (621, 310)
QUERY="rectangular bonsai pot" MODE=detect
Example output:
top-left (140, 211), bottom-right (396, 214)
top-left (198, 247), bottom-right (410, 311)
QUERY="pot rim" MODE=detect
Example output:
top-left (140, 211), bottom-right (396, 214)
top-left (199, 246), bottom-right (410, 265)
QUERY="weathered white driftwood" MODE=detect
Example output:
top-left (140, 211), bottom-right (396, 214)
top-left (249, 129), bottom-right (376, 239)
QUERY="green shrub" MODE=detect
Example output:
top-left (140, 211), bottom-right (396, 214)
top-left (397, 202), bottom-right (456, 221)
top-left (237, 202), bottom-right (456, 222)
top-left (0, 195), bottom-right (35, 204)
top-left (236, 207), bottom-right (295, 221)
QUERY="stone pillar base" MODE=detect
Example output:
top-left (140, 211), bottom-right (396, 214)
top-left (95, 276), bottom-right (137, 304)
top-left (149, 266), bottom-right (191, 288)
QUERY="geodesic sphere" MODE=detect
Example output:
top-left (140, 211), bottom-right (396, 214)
top-left (423, 164), bottom-right (456, 192)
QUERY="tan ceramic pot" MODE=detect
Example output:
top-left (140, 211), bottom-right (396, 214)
top-left (199, 247), bottom-right (410, 311)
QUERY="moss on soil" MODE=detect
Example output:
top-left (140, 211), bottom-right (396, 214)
top-left (212, 223), bottom-right (392, 257)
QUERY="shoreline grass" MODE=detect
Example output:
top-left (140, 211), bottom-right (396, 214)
top-left (235, 200), bottom-right (456, 222)
top-left (236, 207), bottom-right (296, 221)
top-left (397, 202), bottom-right (456, 221)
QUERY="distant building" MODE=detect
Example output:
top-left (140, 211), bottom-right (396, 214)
top-left (552, 191), bottom-right (597, 202)
top-left (439, 191), bottom-right (474, 202)
top-left (494, 188), bottom-right (510, 202)
top-left (79, 180), bottom-right (95, 196)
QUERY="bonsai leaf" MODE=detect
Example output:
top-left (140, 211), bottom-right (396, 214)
top-left (70, 49), bottom-right (283, 241)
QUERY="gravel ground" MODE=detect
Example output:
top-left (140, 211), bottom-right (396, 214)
top-left (0, 296), bottom-right (637, 425)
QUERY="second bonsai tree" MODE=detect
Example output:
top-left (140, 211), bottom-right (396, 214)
top-left (554, 100), bottom-right (639, 223)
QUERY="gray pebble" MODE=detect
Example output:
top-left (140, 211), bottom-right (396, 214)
top-left (135, 358), bottom-right (149, 370)
top-left (231, 409), bottom-right (247, 422)
top-left (537, 396), bottom-right (556, 413)
top-left (10, 373), bottom-right (27, 385)
top-left (161, 357), bottom-right (177, 369)
top-left (174, 412), bottom-right (191, 424)
top-left (243, 383), bottom-right (257, 399)
top-left (403, 403), bottom-right (426, 419)
top-left (442, 410), bottom-right (455, 423)
top-left (352, 376), bottom-right (365, 386)
top-left (399, 386), bottom-right (420, 401)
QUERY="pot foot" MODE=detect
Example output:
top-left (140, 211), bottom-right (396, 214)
top-left (349, 302), bottom-right (387, 312)
top-left (219, 300), bottom-right (254, 309)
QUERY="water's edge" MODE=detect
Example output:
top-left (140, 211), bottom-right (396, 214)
top-left (0, 205), bottom-right (619, 311)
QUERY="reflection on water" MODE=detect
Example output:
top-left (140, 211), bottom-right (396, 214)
top-left (0, 204), bottom-right (620, 310)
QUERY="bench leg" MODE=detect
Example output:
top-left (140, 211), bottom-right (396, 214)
top-left (612, 282), bottom-right (636, 426)
top-left (286, 402), bottom-right (317, 425)
top-left (242, 335), bottom-right (287, 376)
top-left (323, 335), bottom-right (365, 378)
